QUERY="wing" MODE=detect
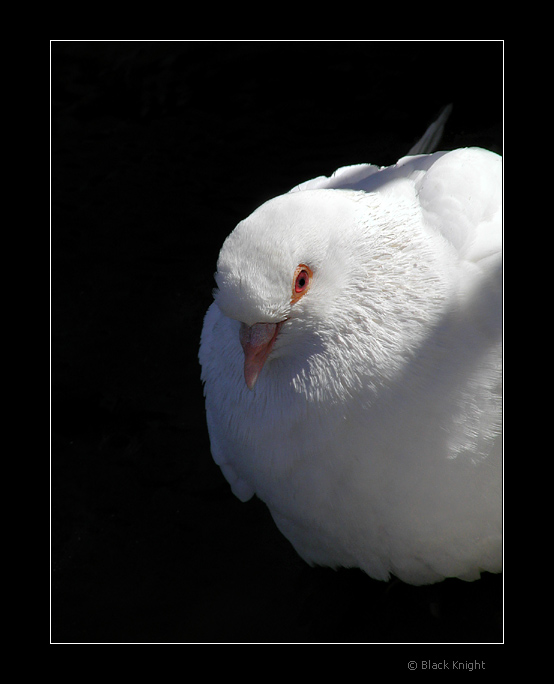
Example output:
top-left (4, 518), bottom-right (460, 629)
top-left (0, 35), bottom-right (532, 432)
top-left (414, 147), bottom-right (502, 266)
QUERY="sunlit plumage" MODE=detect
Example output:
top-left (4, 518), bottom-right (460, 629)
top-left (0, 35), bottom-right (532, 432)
top-left (199, 116), bottom-right (502, 585)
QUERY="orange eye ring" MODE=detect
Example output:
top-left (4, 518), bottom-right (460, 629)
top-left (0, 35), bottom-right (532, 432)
top-left (291, 263), bottom-right (313, 304)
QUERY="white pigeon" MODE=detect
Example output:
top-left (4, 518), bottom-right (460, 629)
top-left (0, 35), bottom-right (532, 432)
top-left (199, 114), bottom-right (502, 586)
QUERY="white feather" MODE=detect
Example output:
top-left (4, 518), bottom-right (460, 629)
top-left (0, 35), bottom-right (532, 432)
top-left (199, 144), bottom-right (502, 585)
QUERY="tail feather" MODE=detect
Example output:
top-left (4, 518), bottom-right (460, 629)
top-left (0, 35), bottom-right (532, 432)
top-left (408, 103), bottom-right (453, 155)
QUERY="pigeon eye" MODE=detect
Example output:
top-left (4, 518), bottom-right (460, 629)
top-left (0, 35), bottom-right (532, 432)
top-left (291, 264), bottom-right (312, 304)
top-left (295, 270), bottom-right (308, 292)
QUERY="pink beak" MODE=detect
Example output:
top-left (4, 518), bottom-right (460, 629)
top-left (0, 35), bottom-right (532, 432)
top-left (239, 321), bottom-right (283, 390)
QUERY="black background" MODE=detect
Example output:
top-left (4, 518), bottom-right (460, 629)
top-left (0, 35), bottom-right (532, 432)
top-left (51, 41), bottom-right (503, 645)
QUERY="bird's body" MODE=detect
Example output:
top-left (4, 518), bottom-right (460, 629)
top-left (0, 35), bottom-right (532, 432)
top-left (199, 144), bottom-right (502, 585)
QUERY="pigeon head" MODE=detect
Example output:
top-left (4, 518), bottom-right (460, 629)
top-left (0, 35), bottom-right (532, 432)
top-left (213, 190), bottom-right (363, 388)
top-left (214, 190), bottom-right (359, 324)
